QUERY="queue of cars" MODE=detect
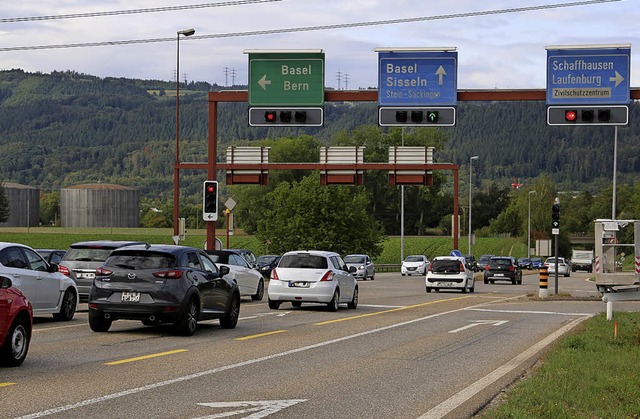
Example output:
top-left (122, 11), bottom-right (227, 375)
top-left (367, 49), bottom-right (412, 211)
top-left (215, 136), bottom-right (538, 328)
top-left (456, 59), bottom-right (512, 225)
top-left (2, 236), bottom-right (582, 367)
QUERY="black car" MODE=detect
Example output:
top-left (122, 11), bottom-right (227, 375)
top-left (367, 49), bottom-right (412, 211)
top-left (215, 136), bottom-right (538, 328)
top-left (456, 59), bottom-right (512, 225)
top-left (255, 255), bottom-right (281, 279)
top-left (88, 244), bottom-right (240, 336)
top-left (463, 254), bottom-right (478, 272)
top-left (483, 256), bottom-right (522, 285)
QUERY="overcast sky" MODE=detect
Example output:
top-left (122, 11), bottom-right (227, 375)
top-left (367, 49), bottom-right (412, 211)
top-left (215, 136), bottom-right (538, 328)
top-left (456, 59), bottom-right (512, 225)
top-left (1, 0), bottom-right (638, 90)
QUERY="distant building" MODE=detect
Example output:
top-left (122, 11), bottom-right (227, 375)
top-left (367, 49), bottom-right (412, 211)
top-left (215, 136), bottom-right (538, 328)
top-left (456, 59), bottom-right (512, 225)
top-left (61, 183), bottom-right (139, 228)
top-left (0, 183), bottom-right (40, 227)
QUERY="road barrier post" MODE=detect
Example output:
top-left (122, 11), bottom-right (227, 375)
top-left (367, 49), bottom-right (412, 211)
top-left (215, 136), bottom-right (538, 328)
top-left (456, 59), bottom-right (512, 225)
top-left (539, 266), bottom-right (549, 299)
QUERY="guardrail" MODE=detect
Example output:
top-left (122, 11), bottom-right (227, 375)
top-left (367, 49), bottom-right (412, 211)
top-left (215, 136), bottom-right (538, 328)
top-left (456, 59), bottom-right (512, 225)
top-left (376, 264), bottom-right (401, 272)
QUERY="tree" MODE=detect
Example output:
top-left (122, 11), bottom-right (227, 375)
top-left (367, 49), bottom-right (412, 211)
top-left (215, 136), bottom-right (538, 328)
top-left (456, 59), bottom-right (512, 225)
top-left (40, 191), bottom-right (60, 226)
top-left (0, 182), bottom-right (9, 223)
top-left (255, 173), bottom-right (384, 257)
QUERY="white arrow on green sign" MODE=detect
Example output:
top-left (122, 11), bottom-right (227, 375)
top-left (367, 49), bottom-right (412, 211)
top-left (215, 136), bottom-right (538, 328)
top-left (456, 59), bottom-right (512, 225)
top-left (247, 52), bottom-right (325, 106)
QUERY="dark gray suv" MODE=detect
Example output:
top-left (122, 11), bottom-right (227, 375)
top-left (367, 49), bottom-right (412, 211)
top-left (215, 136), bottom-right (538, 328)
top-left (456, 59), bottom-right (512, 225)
top-left (88, 244), bottom-right (240, 336)
top-left (59, 241), bottom-right (147, 302)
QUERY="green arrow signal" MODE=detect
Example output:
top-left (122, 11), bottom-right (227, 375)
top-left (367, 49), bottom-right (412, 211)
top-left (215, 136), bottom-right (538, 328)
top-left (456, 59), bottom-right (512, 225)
top-left (427, 111), bottom-right (439, 123)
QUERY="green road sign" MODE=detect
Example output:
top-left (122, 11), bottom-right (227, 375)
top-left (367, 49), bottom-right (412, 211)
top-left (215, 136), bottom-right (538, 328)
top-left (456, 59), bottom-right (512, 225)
top-left (248, 52), bottom-right (325, 106)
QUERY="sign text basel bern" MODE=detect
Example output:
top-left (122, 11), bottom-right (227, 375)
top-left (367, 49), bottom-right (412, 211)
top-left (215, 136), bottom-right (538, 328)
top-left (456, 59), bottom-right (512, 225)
top-left (248, 52), bottom-right (325, 106)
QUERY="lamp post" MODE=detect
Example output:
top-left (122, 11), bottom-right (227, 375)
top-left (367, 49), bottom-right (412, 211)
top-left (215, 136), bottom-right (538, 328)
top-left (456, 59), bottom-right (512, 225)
top-left (173, 28), bottom-right (196, 239)
top-left (468, 155), bottom-right (479, 256)
top-left (528, 190), bottom-right (537, 259)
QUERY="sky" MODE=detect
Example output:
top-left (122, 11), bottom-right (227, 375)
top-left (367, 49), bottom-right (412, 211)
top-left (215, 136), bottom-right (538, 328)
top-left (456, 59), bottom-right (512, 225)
top-left (0, 0), bottom-right (638, 90)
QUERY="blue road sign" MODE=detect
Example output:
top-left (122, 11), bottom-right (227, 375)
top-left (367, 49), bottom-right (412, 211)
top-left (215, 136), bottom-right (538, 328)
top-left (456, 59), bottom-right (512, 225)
top-left (450, 249), bottom-right (462, 257)
top-left (546, 46), bottom-right (630, 105)
top-left (378, 51), bottom-right (458, 106)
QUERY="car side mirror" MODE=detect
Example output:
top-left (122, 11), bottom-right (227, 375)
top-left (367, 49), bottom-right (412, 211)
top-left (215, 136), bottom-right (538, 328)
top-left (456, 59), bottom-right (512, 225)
top-left (48, 263), bottom-right (59, 273)
top-left (219, 265), bottom-right (230, 276)
top-left (349, 266), bottom-right (357, 274)
top-left (0, 276), bottom-right (12, 289)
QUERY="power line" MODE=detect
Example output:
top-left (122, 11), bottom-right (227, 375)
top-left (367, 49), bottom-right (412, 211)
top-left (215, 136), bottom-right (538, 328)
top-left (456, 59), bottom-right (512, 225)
top-left (0, 0), bottom-right (623, 52)
top-left (0, 0), bottom-right (283, 23)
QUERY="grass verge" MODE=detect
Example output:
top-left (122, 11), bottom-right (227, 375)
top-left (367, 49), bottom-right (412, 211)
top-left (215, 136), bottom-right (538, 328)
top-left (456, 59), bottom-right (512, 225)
top-left (478, 311), bottom-right (640, 418)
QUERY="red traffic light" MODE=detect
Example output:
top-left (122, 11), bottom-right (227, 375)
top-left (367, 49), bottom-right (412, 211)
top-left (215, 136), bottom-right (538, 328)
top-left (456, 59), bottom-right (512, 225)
top-left (264, 111), bottom-right (277, 123)
top-left (206, 184), bottom-right (216, 193)
top-left (564, 110), bottom-right (577, 122)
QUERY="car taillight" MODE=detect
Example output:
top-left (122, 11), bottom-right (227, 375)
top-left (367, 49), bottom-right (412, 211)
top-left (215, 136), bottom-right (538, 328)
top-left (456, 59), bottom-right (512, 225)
top-left (271, 269), bottom-right (279, 280)
top-left (509, 265), bottom-right (515, 271)
top-left (485, 265), bottom-right (490, 271)
top-left (153, 270), bottom-right (184, 279)
top-left (459, 262), bottom-right (465, 271)
top-left (428, 264), bottom-right (433, 272)
top-left (95, 267), bottom-right (112, 276)
top-left (320, 271), bottom-right (334, 282)
top-left (58, 265), bottom-right (71, 276)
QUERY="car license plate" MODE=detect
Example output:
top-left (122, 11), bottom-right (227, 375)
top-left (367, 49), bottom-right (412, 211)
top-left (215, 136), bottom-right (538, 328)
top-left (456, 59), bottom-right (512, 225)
top-left (122, 291), bottom-right (140, 302)
top-left (437, 282), bottom-right (454, 287)
top-left (77, 272), bottom-right (95, 279)
top-left (289, 282), bottom-right (309, 288)
top-left (495, 273), bottom-right (504, 276)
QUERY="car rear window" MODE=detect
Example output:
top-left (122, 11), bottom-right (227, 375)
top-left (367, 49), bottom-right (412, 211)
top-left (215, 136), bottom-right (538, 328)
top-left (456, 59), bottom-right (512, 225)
top-left (279, 254), bottom-right (328, 269)
top-left (105, 252), bottom-right (175, 270)
top-left (489, 258), bottom-right (512, 267)
top-left (431, 260), bottom-right (461, 273)
top-left (64, 248), bottom-right (115, 262)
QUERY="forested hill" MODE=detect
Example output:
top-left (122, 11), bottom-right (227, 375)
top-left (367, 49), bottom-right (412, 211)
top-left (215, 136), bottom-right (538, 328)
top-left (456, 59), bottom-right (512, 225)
top-left (0, 68), bottom-right (638, 199)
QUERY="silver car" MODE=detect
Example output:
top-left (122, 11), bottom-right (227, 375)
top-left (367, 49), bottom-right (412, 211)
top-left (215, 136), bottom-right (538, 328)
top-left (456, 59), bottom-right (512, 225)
top-left (267, 250), bottom-right (358, 311)
top-left (544, 257), bottom-right (571, 277)
top-left (344, 254), bottom-right (375, 280)
top-left (0, 242), bottom-right (78, 320)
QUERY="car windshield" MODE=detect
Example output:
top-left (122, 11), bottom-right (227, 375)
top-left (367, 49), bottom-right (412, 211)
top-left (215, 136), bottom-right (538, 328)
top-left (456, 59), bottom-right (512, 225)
top-left (431, 259), bottom-right (461, 273)
top-left (64, 248), bottom-right (114, 262)
top-left (279, 254), bottom-right (328, 269)
top-left (405, 256), bottom-right (424, 262)
top-left (344, 255), bottom-right (365, 264)
top-left (105, 252), bottom-right (175, 270)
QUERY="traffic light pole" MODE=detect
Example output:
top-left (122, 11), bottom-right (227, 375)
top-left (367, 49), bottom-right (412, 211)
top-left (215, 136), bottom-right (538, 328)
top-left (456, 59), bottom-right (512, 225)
top-left (554, 233), bottom-right (559, 295)
top-left (206, 99), bottom-right (218, 250)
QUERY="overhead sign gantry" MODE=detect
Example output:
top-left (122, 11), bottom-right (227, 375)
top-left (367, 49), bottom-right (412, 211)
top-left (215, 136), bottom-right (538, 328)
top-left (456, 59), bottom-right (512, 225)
top-left (545, 44), bottom-right (631, 125)
top-left (376, 47), bottom-right (458, 126)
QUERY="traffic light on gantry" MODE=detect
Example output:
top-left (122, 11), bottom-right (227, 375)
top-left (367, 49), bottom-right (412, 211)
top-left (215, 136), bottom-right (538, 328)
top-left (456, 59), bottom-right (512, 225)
top-left (249, 107), bottom-right (324, 126)
top-left (202, 181), bottom-right (218, 221)
top-left (379, 107), bottom-right (454, 126)
top-left (547, 105), bottom-right (628, 126)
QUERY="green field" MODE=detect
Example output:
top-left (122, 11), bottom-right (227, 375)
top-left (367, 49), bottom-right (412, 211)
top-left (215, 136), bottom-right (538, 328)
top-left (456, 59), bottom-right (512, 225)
top-left (0, 227), bottom-right (527, 263)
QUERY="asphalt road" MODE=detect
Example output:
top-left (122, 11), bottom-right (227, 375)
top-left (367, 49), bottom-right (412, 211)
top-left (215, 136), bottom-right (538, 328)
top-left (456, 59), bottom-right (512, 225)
top-left (2, 271), bottom-right (637, 419)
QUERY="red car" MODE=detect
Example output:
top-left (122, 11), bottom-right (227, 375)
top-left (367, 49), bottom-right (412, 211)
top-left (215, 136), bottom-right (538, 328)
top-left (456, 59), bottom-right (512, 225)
top-left (0, 275), bottom-right (33, 367)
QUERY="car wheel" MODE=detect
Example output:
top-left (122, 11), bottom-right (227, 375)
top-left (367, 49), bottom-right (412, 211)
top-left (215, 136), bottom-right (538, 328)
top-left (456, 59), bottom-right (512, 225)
top-left (461, 281), bottom-right (467, 293)
top-left (426, 286), bottom-right (432, 293)
top-left (327, 290), bottom-right (340, 312)
top-left (176, 298), bottom-right (199, 336)
top-left (470, 284), bottom-right (475, 293)
top-left (53, 289), bottom-right (77, 321)
top-left (401, 274), bottom-right (405, 276)
top-left (220, 293), bottom-right (240, 329)
top-left (1, 317), bottom-right (30, 367)
top-left (291, 301), bottom-right (302, 308)
top-left (512, 278), bottom-right (517, 285)
top-left (484, 279), bottom-right (488, 284)
top-left (251, 279), bottom-right (264, 301)
top-left (268, 299), bottom-right (281, 310)
top-left (347, 286), bottom-right (358, 309)
top-left (89, 311), bottom-right (112, 332)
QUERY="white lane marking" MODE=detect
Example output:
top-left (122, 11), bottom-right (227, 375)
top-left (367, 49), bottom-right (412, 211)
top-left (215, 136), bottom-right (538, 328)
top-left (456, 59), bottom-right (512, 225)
top-left (239, 312), bottom-right (291, 320)
top-left (194, 400), bottom-right (306, 419)
top-left (15, 294), bottom-right (548, 419)
top-left (468, 308), bottom-right (593, 316)
top-left (449, 320), bottom-right (508, 334)
top-left (417, 314), bottom-right (593, 419)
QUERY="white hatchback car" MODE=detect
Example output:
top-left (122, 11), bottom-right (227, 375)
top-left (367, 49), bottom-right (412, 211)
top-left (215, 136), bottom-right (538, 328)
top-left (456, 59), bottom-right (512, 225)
top-left (206, 250), bottom-right (265, 301)
top-left (0, 242), bottom-right (78, 320)
top-left (267, 250), bottom-right (358, 311)
top-left (426, 256), bottom-right (475, 293)
top-left (544, 257), bottom-right (571, 277)
top-left (401, 255), bottom-right (430, 276)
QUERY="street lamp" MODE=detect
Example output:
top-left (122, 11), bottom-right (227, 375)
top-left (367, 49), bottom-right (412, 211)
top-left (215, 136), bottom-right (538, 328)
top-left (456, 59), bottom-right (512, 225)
top-left (528, 190), bottom-right (537, 259)
top-left (468, 155), bottom-right (479, 256)
top-left (173, 28), bottom-right (195, 238)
